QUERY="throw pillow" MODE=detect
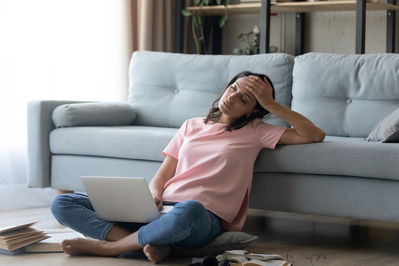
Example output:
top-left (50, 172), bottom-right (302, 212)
top-left (171, 231), bottom-right (258, 257)
top-left (367, 107), bottom-right (399, 143)
top-left (52, 102), bottom-right (136, 128)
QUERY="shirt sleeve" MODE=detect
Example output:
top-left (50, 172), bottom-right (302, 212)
top-left (253, 118), bottom-right (286, 149)
top-left (162, 119), bottom-right (188, 160)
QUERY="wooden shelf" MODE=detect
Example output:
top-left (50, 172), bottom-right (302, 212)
top-left (186, 1), bottom-right (399, 15)
top-left (177, 0), bottom-right (397, 54)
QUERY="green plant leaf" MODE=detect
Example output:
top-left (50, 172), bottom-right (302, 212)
top-left (204, 0), bottom-right (210, 5)
top-left (225, 17), bottom-right (230, 27)
top-left (224, 0), bottom-right (230, 6)
top-left (194, 0), bottom-right (201, 6)
top-left (193, 14), bottom-right (202, 28)
top-left (238, 33), bottom-right (244, 39)
top-left (216, 0), bottom-right (222, 5)
top-left (233, 48), bottom-right (240, 54)
top-left (269, 45), bottom-right (278, 53)
top-left (197, 41), bottom-right (202, 54)
top-left (181, 9), bottom-right (192, 16)
top-left (218, 17), bottom-right (226, 27)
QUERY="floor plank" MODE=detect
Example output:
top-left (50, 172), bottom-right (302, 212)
top-left (1, 207), bottom-right (399, 265)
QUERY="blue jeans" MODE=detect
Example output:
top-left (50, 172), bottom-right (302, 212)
top-left (50, 193), bottom-right (223, 249)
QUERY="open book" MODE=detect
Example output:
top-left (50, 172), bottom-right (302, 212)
top-left (216, 250), bottom-right (292, 266)
top-left (0, 221), bottom-right (48, 252)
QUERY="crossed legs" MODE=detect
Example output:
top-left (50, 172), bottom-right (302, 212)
top-left (51, 194), bottom-right (222, 264)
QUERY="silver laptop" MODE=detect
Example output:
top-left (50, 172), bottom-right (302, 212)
top-left (80, 176), bottom-right (172, 223)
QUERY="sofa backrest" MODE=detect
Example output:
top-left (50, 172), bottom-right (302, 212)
top-left (128, 51), bottom-right (294, 128)
top-left (291, 53), bottom-right (399, 138)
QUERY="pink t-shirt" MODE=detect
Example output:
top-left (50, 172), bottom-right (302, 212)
top-left (162, 117), bottom-right (286, 231)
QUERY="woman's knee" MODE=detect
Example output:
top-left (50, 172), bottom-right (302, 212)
top-left (174, 200), bottom-right (208, 222)
top-left (50, 194), bottom-right (71, 220)
top-left (50, 193), bottom-right (86, 224)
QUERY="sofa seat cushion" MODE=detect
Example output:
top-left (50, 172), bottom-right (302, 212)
top-left (50, 126), bottom-right (178, 162)
top-left (254, 136), bottom-right (399, 181)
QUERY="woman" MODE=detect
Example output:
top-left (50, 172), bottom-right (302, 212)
top-left (50, 71), bottom-right (325, 264)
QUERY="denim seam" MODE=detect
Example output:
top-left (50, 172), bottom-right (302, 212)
top-left (100, 222), bottom-right (115, 241)
top-left (138, 226), bottom-right (145, 248)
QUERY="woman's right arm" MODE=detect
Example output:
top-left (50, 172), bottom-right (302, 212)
top-left (149, 155), bottom-right (178, 210)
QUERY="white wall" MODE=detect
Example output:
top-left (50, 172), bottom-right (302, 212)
top-left (222, 10), bottom-right (399, 55)
top-left (0, 0), bottom-right (133, 211)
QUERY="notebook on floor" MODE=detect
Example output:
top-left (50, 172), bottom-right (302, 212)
top-left (80, 176), bottom-right (173, 223)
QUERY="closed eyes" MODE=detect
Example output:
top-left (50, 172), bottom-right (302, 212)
top-left (229, 86), bottom-right (247, 103)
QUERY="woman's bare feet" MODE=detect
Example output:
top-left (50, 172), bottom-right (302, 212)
top-left (60, 238), bottom-right (117, 257)
top-left (143, 244), bottom-right (172, 264)
top-left (61, 231), bottom-right (142, 258)
top-left (61, 236), bottom-right (172, 264)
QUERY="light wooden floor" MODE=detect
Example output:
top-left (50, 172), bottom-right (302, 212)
top-left (1, 207), bottom-right (399, 266)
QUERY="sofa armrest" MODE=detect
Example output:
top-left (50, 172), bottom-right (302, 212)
top-left (27, 100), bottom-right (93, 188)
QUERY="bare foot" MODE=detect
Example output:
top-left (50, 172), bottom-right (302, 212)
top-left (60, 238), bottom-right (117, 257)
top-left (143, 244), bottom-right (172, 264)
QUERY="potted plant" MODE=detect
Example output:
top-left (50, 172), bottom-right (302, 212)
top-left (182, 0), bottom-right (231, 54)
top-left (233, 25), bottom-right (278, 55)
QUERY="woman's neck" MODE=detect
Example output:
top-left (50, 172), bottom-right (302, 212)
top-left (216, 114), bottom-right (233, 125)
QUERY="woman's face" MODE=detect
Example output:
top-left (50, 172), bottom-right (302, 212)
top-left (218, 77), bottom-right (258, 124)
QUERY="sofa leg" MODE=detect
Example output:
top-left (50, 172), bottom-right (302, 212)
top-left (58, 189), bottom-right (74, 194)
top-left (349, 224), bottom-right (369, 245)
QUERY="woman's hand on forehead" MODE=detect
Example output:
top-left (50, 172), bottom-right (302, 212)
top-left (243, 75), bottom-right (275, 111)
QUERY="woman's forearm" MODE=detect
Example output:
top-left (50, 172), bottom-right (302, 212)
top-left (267, 101), bottom-right (325, 143)
top-left (244, 75), bottom-right (325, 143)
top-left (148, 181), bottom-right (165, 199)
top-left (149, 155), bottom-right (178, 198)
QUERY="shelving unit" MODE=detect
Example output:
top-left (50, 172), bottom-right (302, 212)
top-left (185, 1), bottom-right (399, 14)
top-left (174, 0), bottom-right (398, 54)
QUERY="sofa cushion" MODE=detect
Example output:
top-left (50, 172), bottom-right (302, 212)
top-left (52, 102), bottom-right (136, 128)
top-left (50, 126), bottom-right (178, 162)
top-left (367, 107), bottom-right (399, 143)
top-left (254, 136), bottom-right (399, 181)
top-left (128, 51), bottom-right (295, 128)
top-left (51, 126), bottom-right (399, 181)
top-left (291, 53), bottom-right (399, 138)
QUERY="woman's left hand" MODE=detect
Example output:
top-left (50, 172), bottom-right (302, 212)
top-left (153, 195), bottom-right (163, 211)
top-left (245, 75), bottom-right (325, 144)
top-left (244, 75), bottom-right (275, 111)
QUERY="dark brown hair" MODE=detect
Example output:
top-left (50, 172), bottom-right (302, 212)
top-left (203, 71), bottom-right (275, 132)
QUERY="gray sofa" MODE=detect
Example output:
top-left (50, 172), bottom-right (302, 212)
top-left (28, 51), bottom-right (399, 225)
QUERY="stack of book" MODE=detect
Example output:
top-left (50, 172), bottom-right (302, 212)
top-left (0, 221), bottom-right (49, 255)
